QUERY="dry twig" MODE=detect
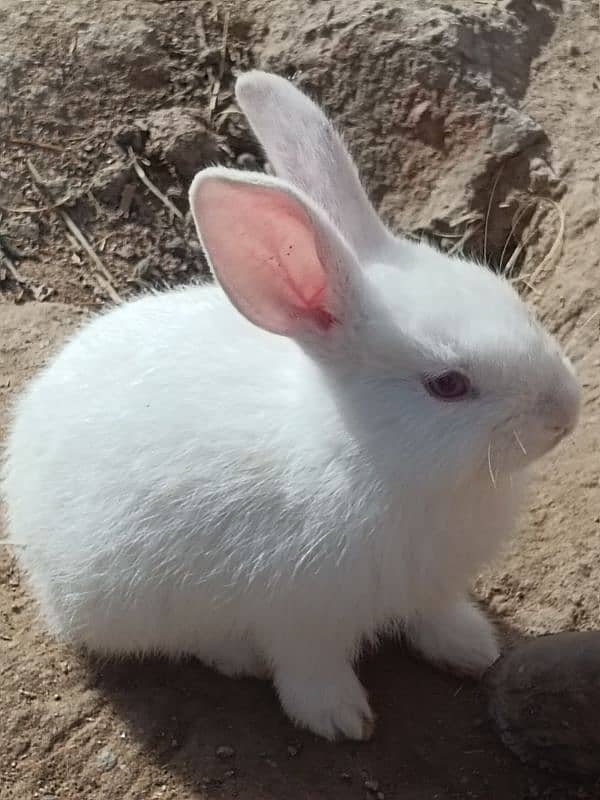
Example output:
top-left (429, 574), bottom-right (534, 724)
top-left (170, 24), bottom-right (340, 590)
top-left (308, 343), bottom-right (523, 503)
top-left (526, 198), bottom-right (565, 287)
top-left (0, 244), bottom-right (27, 284)
top-left (195, 14), bottom-right (208, 49)
top-left (3, 137), bottom-right (64, 153)
top-left (510, 199), bottom-right (565, 293)
top-left (208, 9), bottom-right (230, 119)
top-left (26, 159), bottom-right (122, 304)
top-left (483, 165), bottom-right (504, 265)
top-left (126, 147), bottom-right (184, 220)
top-left (499, 199), bottom-right (537, 276)
top-left (0, 193), bottom-right (74, 215)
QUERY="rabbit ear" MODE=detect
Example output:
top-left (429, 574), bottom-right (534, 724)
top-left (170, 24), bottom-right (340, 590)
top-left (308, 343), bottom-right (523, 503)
top-left (235, 70), bottom-right (390, 262)
top-left (189, 167), bottom-right (364, 340)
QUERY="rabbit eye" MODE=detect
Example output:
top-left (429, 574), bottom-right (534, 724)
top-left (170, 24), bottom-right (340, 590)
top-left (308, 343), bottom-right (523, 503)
top-left (424, 371), bottom-right (471, 401)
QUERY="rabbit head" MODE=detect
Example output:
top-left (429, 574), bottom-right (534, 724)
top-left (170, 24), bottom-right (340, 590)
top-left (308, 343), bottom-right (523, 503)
top-left (189, 71), bottom-right (580, 491)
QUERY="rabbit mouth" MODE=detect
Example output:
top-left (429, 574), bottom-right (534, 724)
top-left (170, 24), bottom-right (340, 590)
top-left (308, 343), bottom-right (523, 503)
top-left (485, 421), bottom-right (541, 478)
top-left (488, 420), bottom-right (572, 476)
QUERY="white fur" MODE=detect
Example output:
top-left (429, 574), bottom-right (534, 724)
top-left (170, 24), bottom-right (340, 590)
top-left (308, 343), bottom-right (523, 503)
top-left (1, 71), bottom-right (580, 741)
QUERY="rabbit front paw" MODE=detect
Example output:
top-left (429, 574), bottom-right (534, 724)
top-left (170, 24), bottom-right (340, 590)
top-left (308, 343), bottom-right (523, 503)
top-left (274, 662), bottom-right (374, 741)
top-left (407, 599), bottom-right (500, 677)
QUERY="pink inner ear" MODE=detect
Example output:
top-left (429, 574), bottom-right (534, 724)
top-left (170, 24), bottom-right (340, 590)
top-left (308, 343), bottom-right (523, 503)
top-left (194, 179), bottom-right (338, 336)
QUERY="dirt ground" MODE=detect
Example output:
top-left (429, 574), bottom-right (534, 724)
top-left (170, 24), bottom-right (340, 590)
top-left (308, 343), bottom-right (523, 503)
top-left (1, 0), bottom-right (599, 798)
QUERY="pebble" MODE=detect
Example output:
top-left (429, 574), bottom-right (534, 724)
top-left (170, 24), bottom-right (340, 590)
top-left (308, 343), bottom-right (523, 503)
top-left (133, 255), bottom-right (159, 279)
top-left (198, 45), bottom-right (222, 66)
top-left (113, 123), bottom-right (147, 154)
top-left (164, 236), bottom-right (187, 256)
top-left (114, 244), bottom-right (136, 261)
top-left (14, 738), bottom-right (31, 757)
top-left (215, 745), bottom-right (235, 759)
top-left (236, 152), bottom-right (259, 170)
top-left (95, 746), bottom-right (118, 772)
top-left (91, 163), bottom-right (133, 207)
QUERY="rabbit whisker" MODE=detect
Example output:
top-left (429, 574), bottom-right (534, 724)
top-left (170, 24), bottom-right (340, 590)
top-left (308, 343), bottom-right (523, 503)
top-left (512, 429), bottom-right (527, 456)
top-left (487, 441), bottom-right (497, 489)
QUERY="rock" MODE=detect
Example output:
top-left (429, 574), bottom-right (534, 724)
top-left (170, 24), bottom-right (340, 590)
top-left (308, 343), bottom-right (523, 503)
top-left (92, 163), bottom-right (134, 207)
top-left (251, 0), bottom-right (561, 269)
top-left (138, 107), bottom-right (223, 182)
top-left (95, 746), bottom-right (118, 772)
top-left (133, 255), bottom-right (160, 279)
top-left (197, 45), bottom-right (223, 67)
top-left (490, 106), bottom-right (544, 157)
top-left (215, 745), bottom-right (235, 760)
top-left (236, 152), bottom-right (260, 170)
top-left (528, 157), bottom-right (560, 193)
top-left (13, 738), bottom-right (31, 757)
top-left (113, 123), bottom-right (148, 154)
top-left (163, 236), bottom-right (187, 257)
top-left (486, 632), bottom-right (600, 776)
top-left (114, 243), bottom-right (137, 261)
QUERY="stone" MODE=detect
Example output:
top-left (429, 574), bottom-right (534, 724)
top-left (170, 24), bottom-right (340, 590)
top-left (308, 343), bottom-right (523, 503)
top-left (138, 107), bottom-right (223, 182)
top-left (215, 745), bottom-right (235, 759)
top-left (95, 746), bottom-right (118, 772)
top-left (486, 632), bottom-right (600, 776)
top-left (490, 106), bottom-right (544, 157)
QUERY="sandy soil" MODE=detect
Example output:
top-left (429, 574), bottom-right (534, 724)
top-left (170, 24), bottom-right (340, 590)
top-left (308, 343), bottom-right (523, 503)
top-left (1, 1), bottom-right (599, 798)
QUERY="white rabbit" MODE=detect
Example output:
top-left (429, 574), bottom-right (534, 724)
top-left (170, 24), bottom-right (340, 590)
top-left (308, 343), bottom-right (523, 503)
top-left (1, 71), bottom-right (580, 741)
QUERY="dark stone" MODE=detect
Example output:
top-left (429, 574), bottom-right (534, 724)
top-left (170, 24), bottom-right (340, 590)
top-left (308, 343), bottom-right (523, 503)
top-left (486, 632), bottom-right (600, 776)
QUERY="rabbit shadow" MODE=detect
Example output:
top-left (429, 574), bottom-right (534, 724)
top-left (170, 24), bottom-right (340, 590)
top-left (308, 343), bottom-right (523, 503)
top-left (86, 616), bottom-right (588, 799)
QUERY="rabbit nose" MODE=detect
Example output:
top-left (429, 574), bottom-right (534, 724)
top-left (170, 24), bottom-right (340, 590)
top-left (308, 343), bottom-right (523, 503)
top-left (540, 378), bottom-right (581, 440)
top-left (546, 423), bottom-right (568, 441)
